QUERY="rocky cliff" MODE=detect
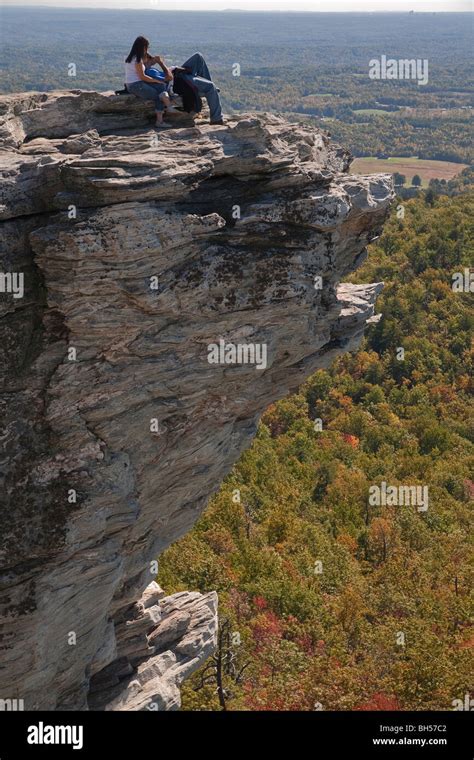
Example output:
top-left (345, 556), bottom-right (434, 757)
top-left (0, 90), bottom-right (393, 710)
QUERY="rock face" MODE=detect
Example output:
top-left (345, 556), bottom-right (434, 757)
top-left (88, 583), bottom-right (218, 711)
top-left (0, 90), bottom-right (393, 710)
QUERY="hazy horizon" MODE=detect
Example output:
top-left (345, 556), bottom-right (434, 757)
top-left (2, 1), bottom-right (472, 13)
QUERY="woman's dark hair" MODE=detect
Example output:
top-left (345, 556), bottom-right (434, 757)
top-left (125, 36), bottom-right (149, 63)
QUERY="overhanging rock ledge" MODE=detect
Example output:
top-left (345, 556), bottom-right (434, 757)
top-left (0, 90), bottom-right (394, 710)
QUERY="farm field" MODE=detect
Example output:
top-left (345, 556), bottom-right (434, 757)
top-left (350, 156), bottom-right (469, 186)
top-left (352, 108), bottom-right (397, 116)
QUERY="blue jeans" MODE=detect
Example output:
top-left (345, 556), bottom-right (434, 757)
top-left (126, 80), bottom-right (165, 112)
top-left (181, 52), bottom-right (222, 121)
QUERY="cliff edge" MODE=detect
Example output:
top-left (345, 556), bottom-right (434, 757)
top-left (0, 90), bottom-right (394, 710)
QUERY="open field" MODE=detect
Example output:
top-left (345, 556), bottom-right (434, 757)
top-left (350, 156), bottom-right (469, 186)
top-left (352, 108), bottom-right (397, 116)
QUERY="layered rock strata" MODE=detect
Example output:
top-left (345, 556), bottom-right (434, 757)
top-left (0, 90), bottom-right (393, 710)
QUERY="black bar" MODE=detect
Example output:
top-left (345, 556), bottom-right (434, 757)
top-left (0, 710), bottom-right (471, 757)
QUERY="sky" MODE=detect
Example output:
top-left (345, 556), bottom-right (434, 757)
top-left (2, 0), bottom-right (472, 11)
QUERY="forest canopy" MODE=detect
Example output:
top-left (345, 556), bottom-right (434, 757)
top-left (160, 189), bottom-right (474, 711)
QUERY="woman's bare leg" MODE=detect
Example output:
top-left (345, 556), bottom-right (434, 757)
top-left (160, 92), bottom-right (179, 113)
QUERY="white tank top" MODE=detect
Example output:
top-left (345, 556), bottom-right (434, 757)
top-left (124, 59), bottom-right (143, 85)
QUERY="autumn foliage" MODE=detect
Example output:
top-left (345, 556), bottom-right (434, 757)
top-left (160, 191), bottom-right (473, 711)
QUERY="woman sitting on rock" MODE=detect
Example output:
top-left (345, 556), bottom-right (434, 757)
top-left (124, 36), bottom-right (178, 129)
